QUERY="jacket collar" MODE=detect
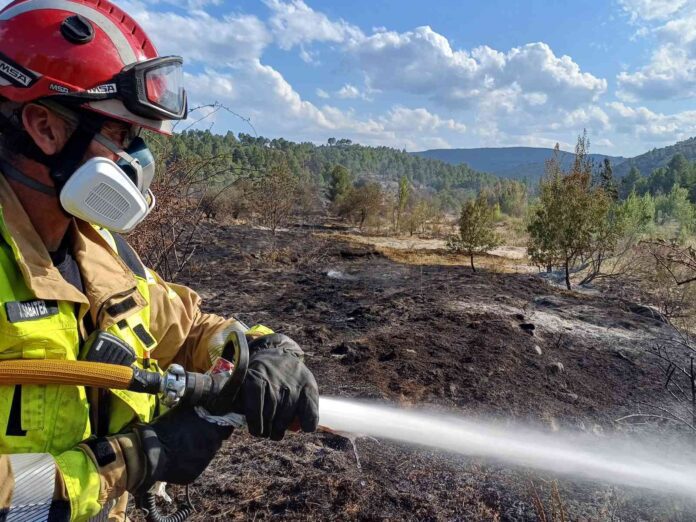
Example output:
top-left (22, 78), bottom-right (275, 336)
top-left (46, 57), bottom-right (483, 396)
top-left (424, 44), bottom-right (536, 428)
top-left (0, 173), bottom-right (145, 324)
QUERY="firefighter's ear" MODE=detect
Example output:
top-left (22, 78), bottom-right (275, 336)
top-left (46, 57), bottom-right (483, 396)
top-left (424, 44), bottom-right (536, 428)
top-left (21, 103), bottom-right (72, 156)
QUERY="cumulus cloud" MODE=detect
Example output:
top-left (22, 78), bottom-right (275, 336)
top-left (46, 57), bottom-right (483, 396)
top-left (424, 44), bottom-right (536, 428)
top-left (348, 27), bottom-right (606, 109)
top-left (315, 88), bottom-right (330, 99)
top-left (263, 0), bottom-right (363, 49)
top-left (608, 102), bottom-right (696, 143)
top-left (184, 66), bottom-right (467, 149)
top-left (617, 0), bottom-right (696, 100)
top-left (379, 106), bottom-right (467, 134)
top-left (122, 1), bottom-right (271, 63)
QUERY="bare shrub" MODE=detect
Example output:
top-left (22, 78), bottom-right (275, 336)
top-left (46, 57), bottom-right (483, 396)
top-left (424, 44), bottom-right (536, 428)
top-left (249, 160), bottom-right (299, 234)
top-left (613, 240), bottom-right (696, 433)
top-left (528, 480), bottom-right (567, 522)
top-left (128, 154), bottom-right (229, 281)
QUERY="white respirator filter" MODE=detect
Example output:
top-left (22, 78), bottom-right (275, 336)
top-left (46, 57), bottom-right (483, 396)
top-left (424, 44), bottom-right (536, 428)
top-left (59, 157), bottom-right (151, 233)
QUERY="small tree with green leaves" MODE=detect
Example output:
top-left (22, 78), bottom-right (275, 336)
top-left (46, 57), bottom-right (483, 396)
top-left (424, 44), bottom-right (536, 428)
top-left (447, 193), bottom-right (501, 272)
top-left (327, 165), bottom-right (353, 203)
top-left (394, 175), bottom-right (411, 232)
top-left (338, 181), bottom-right (384, 229)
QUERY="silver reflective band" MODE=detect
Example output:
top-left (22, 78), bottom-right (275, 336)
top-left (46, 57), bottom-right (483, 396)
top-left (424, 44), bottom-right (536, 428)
top-left (7, 453), bottom-right (56, 522)
top-left (88, 499), bottom-right (116, 522)
top-left (207, 321), bottom-right (249, 362)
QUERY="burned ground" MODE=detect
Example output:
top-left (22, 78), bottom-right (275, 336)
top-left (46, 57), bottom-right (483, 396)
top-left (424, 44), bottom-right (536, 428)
top-left (136, 222), bottom-right (696, 521)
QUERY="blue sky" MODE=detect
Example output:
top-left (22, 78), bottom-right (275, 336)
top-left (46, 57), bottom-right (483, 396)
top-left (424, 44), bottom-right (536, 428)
top-left (27, 0), bottom-right (696, 155)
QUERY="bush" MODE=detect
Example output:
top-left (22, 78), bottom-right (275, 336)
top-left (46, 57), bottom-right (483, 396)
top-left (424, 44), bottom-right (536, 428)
top-left (447, 193), bottom-right (500, 272)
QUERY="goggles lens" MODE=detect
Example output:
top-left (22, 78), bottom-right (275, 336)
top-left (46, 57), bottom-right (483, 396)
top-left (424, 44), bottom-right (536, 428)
top-left (145, 62), bottom-right (185, 117)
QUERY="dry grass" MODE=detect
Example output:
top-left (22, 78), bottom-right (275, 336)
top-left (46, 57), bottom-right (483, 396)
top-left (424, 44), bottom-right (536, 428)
top-left (317, 231), bottom-right (532, 272)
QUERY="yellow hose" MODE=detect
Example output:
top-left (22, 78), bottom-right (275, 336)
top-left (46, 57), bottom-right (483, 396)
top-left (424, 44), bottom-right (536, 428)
top-left (0, 359), bottom-right (134, 389)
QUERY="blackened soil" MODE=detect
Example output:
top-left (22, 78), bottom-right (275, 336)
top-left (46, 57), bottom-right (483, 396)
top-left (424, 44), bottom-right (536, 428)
top-left (137, 223), bottom-right (696, 521)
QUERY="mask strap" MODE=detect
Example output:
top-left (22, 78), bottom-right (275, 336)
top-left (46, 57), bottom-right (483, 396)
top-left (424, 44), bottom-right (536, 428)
top-left (92, 132), bottom-right (143, 189)
top-left (0, 159), bottom-right (56, 196)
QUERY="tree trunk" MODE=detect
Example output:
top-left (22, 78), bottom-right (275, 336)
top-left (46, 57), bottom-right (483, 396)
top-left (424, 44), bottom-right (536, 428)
top-left (470, 253), bottom-right (476, 272)
top-left (564, 259), bottom-right (571, 290)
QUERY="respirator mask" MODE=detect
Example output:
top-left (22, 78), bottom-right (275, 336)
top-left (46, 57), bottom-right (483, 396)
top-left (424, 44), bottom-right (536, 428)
top-left (59, 133), bottom-right (156, 233)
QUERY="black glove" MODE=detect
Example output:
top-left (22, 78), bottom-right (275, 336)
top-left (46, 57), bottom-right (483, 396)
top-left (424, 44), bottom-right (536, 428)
top-left (234, 333), bottom-right (319, 440)
top-left (131, 405), bottom-right (233, 493)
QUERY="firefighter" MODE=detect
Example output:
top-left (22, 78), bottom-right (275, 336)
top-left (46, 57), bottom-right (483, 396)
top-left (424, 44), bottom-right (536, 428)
top-left (0, 1), bottom-right (319, 520)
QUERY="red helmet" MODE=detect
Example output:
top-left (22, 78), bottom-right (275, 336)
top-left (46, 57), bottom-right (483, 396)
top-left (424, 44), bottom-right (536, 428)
top-left (0, 0), bottom-right (187, 135)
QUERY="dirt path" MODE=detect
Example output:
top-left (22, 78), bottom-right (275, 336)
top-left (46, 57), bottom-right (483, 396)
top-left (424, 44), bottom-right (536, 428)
top-left (140, 223), bottom-right (694, 521)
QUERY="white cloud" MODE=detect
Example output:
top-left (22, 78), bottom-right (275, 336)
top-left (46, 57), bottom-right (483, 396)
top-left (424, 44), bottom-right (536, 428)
top-left (184, 66), bottom-right (467, 150)
top-left (315, 88), bottom-right (330, 99)
top-left (336, 84), bottom-right (361, 99)
top-left (263, 0), bottom-right (363, 50)
top-left (122, 1), bottom-right (271, 63)
top-left (618, 44), bottom-right (696, 100)
top-left (608, 102), bottom-right (696, 143)
top-left (618, 0), bottom-right (688, 21)
top-left (379, 106), bottom-right (466, 134)
top-left (617, 0), bottom-right (696, 100)
top-left (348, 27), bottom-right (606, 109)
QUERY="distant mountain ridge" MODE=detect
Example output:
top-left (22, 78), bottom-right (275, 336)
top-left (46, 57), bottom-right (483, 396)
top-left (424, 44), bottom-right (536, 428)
top-left (613, 137), bottom-right (696, 178)
top-left (413, 147), bottom-right (627, 181)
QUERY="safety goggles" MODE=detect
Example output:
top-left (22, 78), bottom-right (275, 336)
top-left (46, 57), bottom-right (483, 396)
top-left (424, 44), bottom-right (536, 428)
top-left (70, 56), bottom-right (187, 122)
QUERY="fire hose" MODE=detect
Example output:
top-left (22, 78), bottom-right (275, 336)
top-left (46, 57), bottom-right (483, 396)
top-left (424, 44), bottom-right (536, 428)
top-left (0, 331), bottom-right (251, 521)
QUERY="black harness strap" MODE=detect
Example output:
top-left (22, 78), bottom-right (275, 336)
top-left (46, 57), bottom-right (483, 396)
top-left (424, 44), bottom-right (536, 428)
top-left (0, 159), bottom-right (56, 196)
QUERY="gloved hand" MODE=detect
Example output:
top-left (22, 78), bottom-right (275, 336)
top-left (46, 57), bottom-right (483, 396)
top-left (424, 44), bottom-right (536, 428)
top-left (234, 333), bottom-right (319, 440)
top-left (128, 405), bottom-right (233, 494)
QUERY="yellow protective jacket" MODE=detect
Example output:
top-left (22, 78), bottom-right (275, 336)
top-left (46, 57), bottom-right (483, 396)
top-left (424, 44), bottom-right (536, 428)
top-left (0, 173), bottom-right (243, 521)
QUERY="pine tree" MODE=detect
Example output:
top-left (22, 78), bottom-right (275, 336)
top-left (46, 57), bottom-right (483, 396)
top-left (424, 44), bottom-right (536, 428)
top-left (599, 158), bottom-right (618, 201)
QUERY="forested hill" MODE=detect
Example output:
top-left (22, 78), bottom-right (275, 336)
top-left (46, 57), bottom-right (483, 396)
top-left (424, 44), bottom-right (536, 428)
top-left (412, 147), bottom-right (626, 181)
top-left (164, 131), bottom-right (497, 193)
top-left (613, 137), bottom-right (696, 178)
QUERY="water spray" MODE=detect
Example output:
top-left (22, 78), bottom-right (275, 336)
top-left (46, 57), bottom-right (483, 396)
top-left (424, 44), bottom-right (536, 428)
top-left (319, 397), bottom-right (696, 498)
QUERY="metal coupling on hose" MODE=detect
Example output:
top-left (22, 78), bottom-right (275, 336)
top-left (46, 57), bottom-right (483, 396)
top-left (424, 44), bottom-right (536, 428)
top-left (160, 364), bottom-right (187, 407)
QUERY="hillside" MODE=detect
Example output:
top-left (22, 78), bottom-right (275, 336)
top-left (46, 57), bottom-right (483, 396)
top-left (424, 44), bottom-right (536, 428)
top-left (164, 131), bottom-right (497, 195)
top-left (614, 137), bottom-right (696, 177)
top-left (413, 147), bottom-right (626, 181)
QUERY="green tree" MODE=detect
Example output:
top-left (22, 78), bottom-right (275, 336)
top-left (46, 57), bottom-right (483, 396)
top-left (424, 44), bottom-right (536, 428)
top-left (619, 166), bottom-right (641, 199)
top-left (339, 181), bottom-right (384, 229)
top-left (447, 193), bottom-right (500, 272)
top-left (655, 185), bottom-right (696, 240)
top-left (598, 158), bottom-right (618, 201)
top-left (527, 135), bottom-right (612, 289)
top-left (395, 175), bottom-right (411, 232)
top-left (327, 165), bottom-right (353, 203)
